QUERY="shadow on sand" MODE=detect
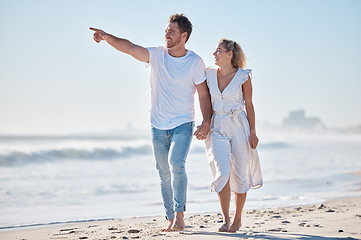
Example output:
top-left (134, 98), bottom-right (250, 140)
top-left (196, 231), bottom-right (359, 240)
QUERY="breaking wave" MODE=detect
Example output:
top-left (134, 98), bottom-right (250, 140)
top-left (0, 145), bottom-right (153, 166)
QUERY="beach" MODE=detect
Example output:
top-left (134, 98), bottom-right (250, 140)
top-left (1, 196), bottom-right (360, 240)
top-left (1, 1), bottom-right (361, 239)
top-left (1, 133), bottom-right (361, 239)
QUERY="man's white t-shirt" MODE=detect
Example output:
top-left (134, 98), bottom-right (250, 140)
top-left (147, 46), bottom-right (206, 130)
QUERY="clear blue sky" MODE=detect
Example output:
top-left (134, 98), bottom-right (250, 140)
top-left (1, 0), bottom-right (360, 134)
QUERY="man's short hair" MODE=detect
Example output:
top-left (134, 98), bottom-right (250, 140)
top-left (169, 14), bottom-right (192, 43)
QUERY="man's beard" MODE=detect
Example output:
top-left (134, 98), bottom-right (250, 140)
top-left (166, 36), bottom-right (182, 48)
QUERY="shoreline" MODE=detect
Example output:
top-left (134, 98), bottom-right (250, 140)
top-left (1, 194), bottom-right (358, 231)
top-left (1, 196), bottom-right (360, 240)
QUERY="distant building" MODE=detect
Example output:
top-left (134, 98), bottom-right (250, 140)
top-left (344, 125), bottom-right (361, 134)
top-left (283, 110), bottom-right (324, 130)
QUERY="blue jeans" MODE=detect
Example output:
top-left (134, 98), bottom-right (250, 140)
top-left (151, 122), bottom-right (194, 220)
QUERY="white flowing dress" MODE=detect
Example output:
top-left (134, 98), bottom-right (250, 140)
top-left (205, 67), bottom-right (263, 194)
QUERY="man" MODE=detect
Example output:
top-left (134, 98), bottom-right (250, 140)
top-left (90, 14), bottom-right (212, 231)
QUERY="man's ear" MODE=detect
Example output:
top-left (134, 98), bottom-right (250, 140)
top-left (181, 32), bottom-right (188, 42)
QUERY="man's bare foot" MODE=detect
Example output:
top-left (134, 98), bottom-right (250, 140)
top-left (218, 222), bottom-right (230, 232)
top-left (172, 212), bottom-right (185, 231)
top-left (228, 221), bottom-right (241, 233)
top-left (160, 219), bottom-right (174, 232)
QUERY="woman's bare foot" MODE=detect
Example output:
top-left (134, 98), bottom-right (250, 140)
top-left (218, 222), bottom-right (230, 232)
top-left (172, 212), bottom-right (185, 231)
top-left (160, 219), bottom-right (174, 232)
top-left (228, 221), bottom-right (241, 233)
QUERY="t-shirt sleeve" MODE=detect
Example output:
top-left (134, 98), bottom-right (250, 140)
top-left (193, 58), bottom-right (207, 85)
top-left (146, 46), bottom-right (162, 67)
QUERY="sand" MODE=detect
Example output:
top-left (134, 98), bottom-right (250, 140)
top-left (1, 196), bottom-right (360, 240)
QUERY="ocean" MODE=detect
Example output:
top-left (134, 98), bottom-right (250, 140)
top-left (0, 130), bottom-right (360, 229)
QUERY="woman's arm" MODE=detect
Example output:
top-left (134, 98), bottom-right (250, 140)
top-left (242, 75), bottom-right (259, 149)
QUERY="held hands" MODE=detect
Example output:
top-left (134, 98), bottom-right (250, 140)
top-left (249, 131), bottom-right (259, 149)
top-left (90, 27), bottom-right (108, 43)
top-left (194, 122), bottom-right (210, 141)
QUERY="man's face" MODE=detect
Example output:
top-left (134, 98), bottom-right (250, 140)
top-left (164, 22), bottom-right (183, 49)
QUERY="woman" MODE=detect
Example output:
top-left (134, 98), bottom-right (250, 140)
top-left (195, 39), bottom-right (263, 232)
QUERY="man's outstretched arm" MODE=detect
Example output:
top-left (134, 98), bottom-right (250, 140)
top-left (90, 27), bottom-right (149, 63)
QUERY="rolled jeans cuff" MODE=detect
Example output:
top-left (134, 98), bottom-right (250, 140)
top-left (165, 212), bottom-right (175, 220)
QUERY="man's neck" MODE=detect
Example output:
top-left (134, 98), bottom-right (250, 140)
top-left (167, 45), bottom-right (187, 58)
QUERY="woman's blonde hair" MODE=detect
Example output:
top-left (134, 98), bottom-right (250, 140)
top-left (219, 38), bottom-right (246, 69)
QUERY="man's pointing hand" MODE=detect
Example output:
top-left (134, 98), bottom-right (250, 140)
top-left (90, 27), bottom-right (108, 43)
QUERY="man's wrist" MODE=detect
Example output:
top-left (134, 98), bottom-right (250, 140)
top-left (201, 121), bottom-right (211, 126)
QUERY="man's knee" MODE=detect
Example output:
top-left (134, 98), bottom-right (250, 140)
top-left (158, 169), bottom-right (171, 183)
top-left (170, 161), bottom-right (186, 174)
